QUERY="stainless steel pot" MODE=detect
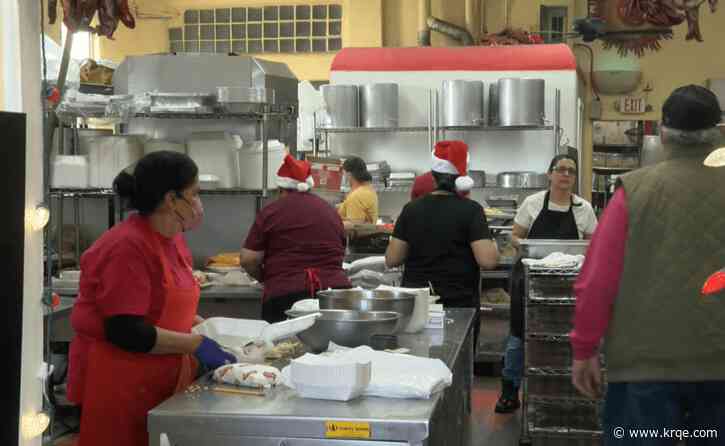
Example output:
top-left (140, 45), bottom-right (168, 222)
top-left (321, 85), bottom-right (359, 128)
top-left (498, 78), bottom-right (546, 127)
top-left (441, 80), bottom-right (484, 127)
top-left (360, 83), bottom-right (399, 128)
top-left (496, 171), bottom-right (548, 189)
top-left (641, 135), bottom-right (665, 167)
top-left (488, 83), bottom-right (499, 126)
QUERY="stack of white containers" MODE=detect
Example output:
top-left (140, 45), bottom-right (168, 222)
top-left (85, 135), bottom-right (144, 188)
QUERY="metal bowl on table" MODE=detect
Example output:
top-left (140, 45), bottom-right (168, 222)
top-left (284, 309), bottom-right (400, 353)
top-left (317, 289), bottom-right (416, 332)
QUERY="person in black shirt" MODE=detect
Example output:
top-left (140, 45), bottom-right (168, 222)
top-left (385, 141), bottom-right (498, 347)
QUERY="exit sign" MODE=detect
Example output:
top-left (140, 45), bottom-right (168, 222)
top-left (619, 96), bottom-right (647, 114)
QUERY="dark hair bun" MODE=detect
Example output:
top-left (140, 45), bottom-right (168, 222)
top-left (113, 170), bottom-right (137, 209)
top-left (113, 151), bottom-right (199, 215)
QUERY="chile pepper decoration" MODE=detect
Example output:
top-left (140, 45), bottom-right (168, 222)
top-left (702, 268), bottom-right (725, 296)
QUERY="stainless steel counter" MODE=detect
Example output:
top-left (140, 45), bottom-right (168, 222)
top-left (148, 308), bottom-right (475, 446)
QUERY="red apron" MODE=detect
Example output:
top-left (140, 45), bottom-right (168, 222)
top-left (77, 227), bottom-right (200, 446)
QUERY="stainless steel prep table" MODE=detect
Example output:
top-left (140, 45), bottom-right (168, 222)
top-left (148, 308), bottom-right (475, 446)
top-left (48, 286), bottom-right (264, 342)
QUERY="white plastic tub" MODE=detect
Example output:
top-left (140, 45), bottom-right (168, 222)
top-left (187, 132), bottom-right (238, 188)
top-left (51, 155), bottom-right (89, 188)
top-left (235, 140), bottom-right (286, 191)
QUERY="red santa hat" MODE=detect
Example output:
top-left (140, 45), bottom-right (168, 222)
top-left (276, 154), bottom-right (315, 192)
top-left (431, 140), bottom-right (474, 192)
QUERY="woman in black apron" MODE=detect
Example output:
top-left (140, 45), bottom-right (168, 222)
top-left (495, 155), bottom-right (597, 413)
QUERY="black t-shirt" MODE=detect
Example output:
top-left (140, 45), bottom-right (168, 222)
top-left (393, 193), bottom-right (491, 301)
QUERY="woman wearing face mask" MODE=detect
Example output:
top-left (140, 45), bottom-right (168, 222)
top-left (68, 151), bottom-right (235, 446)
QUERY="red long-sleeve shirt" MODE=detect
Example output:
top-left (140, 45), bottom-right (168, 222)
top-left (570, 187), bottom-right (629, 360)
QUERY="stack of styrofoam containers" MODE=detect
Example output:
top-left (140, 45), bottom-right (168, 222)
top-left (289, 355), bottom-right (372, 401)
top-left (235, 139), bottom-right (286, 190)
top-left (85, 135), bottom-right (144, 188)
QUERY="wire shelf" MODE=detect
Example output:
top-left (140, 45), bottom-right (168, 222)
top-left (49, 188), bottom-right (264, 197)
top-left (443, 124), bottom-right (554, 132)
top-left (317, 126), bottom-right (429, 134)
top-left (528, 296), bottom-right (577, 305)
top-left (527, 333), bottom-right (570, 343)
top-left (527, 367), bottom-right (572, 377)
top-left (525, 266), bottom-right (581, 277)
top-left (528, 426), bottom-right (603, 438)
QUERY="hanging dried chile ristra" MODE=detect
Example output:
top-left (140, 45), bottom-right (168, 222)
top-left (117, 0), bottom-right (136, 29)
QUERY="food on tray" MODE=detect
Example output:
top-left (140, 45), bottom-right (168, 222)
top-left (213, 363), bottom-right (281, 389)
top-left (482, 288), bottom-right (511, 304)
top-left (485, 207), bottom-right (510, 219)
top-left (193, 270), bottom-right (209, 285)
top-left (266, 340), bottom-right (305, 360)
top-left (207, 252), bottom-right (241, 271)
top-left (208, 252), bottom-right (241, 266)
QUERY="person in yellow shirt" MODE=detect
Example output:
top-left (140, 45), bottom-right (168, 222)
top-left (338, 156), bottom-right (379, 228)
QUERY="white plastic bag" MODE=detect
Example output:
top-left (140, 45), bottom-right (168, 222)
top-left (348, 270), bottom-right (400, 289)
top-left (291, 299), bottom-right (319, 313)
top-left (283, 346), bottom-right (452, 399)
top-left (346, 256), bottom-right (387, 275)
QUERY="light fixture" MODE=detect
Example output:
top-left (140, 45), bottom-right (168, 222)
top-left (29, 203), bottom-right (50, 231)
top-left (20, 411), bottom-right (50, 439)
top-left (704, 147), bottom-right (725, 167)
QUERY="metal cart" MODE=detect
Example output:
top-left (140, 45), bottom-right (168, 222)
top-left (519, 264), bottom-right (604, 446)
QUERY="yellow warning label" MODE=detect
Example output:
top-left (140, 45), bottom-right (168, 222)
top-left (325, 421), bottom-right (371, 439)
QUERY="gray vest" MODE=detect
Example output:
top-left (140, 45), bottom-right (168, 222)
top-left (605, 143), bottom-right (725, 382)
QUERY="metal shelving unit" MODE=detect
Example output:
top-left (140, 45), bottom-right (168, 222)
top-left (520, 265), bottom-right (604, 446)
top-left (314, 88), bottom-right (563, 162)
top-left (50, 107), bottom-right (296, 269)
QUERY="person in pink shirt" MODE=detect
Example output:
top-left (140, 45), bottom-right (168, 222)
top-left (571, 85), bottom-right (725, 444)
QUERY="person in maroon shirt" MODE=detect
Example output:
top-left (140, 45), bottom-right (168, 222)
top-left (411, 170), bottom-right (472, 201)
top-left (411, 171), bottom-right (435, 200)
top-left (241, 154), bottom-right (351, 322)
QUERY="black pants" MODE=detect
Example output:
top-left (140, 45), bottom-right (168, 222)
top-left (262, 292), bottom-right (309, 323)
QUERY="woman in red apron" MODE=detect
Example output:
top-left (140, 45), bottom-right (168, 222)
top-left (68, 151), bottom-right (235, 446)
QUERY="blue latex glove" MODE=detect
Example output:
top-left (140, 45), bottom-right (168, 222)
top-left (194, 336), bottom-right (236, 370)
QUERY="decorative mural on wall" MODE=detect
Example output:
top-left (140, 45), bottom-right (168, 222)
top-left (588, 0), bottom-right (719, 56)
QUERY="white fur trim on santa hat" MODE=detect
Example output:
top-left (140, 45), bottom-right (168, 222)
top-left (431, 153), bottom-right (460, 175)
top-left (455, 175), bottom-right (474, 192)
top-left (277, 175), bottom-right (314, 192)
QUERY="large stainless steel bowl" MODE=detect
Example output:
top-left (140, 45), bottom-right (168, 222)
top-left (317, 289), bottom-right (416, 331)
top-left (285, 309), bottom-right (400, 353)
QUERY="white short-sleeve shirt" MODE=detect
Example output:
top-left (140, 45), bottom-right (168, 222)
top-left (514, 190), bottom-right (598, 238)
